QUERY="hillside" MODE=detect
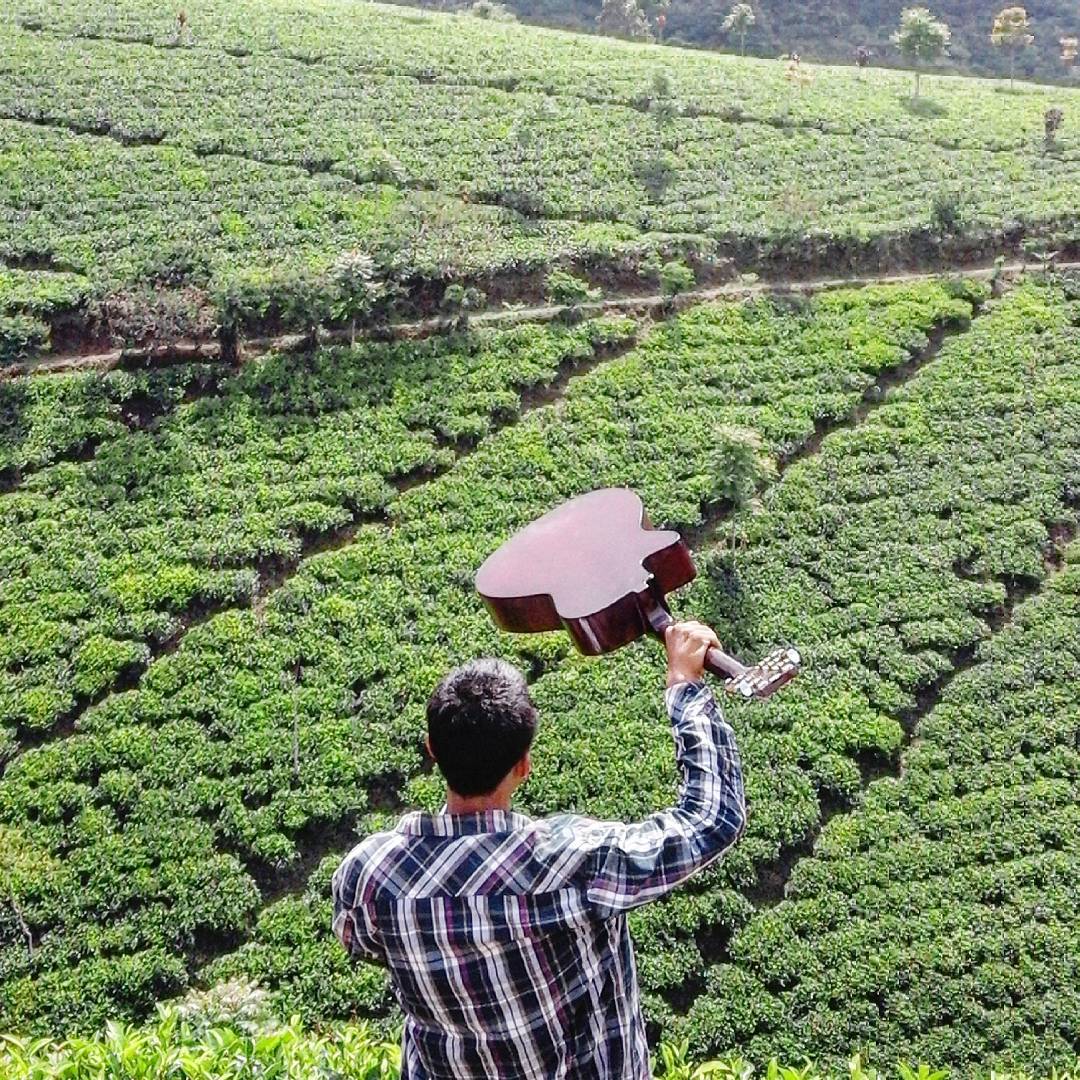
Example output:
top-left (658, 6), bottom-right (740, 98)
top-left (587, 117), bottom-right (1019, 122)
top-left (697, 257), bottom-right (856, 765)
top-left (2, 0), bottom-right (1080, 365)
top-left (0, 0), bottom-right (1078, 1075)
top-left (418, 0), bottom-right (1080, 83)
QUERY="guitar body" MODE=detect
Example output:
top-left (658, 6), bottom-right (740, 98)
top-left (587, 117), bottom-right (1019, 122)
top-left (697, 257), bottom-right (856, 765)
top-left (475, 488), bottom-right (800, 700)
top-left (476, 488), bottom-right (695, 656)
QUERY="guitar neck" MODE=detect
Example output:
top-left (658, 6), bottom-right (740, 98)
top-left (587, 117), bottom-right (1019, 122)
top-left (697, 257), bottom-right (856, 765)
top-left (639, 590), bottom-right (747, 675)
top-left (639, 590), bottom-right (799, 700)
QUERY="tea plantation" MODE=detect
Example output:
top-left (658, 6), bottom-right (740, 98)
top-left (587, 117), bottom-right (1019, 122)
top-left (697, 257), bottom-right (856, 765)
top-left (3, 0), bottom-right (1080, 363)
top-left (0, 0), bottom-right (1078, 1076)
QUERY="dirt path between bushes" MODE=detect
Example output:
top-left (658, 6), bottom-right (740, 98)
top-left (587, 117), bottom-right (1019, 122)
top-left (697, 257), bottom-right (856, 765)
top-left (7, 258), bottom-right (1080, 380)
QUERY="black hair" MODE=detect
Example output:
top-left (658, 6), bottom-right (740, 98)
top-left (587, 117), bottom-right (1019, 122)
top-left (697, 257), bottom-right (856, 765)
top-left (426, 659), bottom-right (537, 798)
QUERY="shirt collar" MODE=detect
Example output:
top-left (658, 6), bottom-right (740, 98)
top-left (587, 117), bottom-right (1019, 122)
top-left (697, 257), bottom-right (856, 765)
top-left (396, 808), bottom-right (533, 837)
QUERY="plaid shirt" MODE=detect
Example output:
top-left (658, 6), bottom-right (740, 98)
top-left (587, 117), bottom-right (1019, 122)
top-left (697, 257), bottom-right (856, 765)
top-left (332, 680), bottom-right (746, 1080)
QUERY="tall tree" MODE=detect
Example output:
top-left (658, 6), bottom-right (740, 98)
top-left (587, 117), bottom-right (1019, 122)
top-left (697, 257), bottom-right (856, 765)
top-left (991, 7), bottom-right (1035, 89)
top-left (642, 0), bottom-right (670, 42)
top-left (893, 7), bottom-right (951, 99)
top-left (722, 2), bottom-right (756, 58)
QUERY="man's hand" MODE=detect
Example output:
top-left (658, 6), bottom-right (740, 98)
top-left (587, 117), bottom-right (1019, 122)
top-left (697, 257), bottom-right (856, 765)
top-left (664, 620), bottom-right (721, 688)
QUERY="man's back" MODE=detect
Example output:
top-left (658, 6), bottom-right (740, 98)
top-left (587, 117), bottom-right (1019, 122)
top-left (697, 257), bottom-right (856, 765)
top-left (338, 810), bottom-right (647, 1078)
top-left (333, 679), bottom-right (746, 1080)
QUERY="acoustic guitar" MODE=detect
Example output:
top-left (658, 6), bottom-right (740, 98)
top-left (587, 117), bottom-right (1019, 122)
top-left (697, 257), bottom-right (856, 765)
top-left (475, 488), bottom-right (800, 700)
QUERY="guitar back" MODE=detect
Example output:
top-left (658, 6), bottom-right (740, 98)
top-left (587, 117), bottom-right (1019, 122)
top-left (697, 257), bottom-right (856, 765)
top-left (475, 488), bottom-right (695, 656)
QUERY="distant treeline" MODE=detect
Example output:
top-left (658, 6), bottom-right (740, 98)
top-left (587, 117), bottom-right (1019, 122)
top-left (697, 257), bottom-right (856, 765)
top-left (408, 0), bottom-right (1079, 83)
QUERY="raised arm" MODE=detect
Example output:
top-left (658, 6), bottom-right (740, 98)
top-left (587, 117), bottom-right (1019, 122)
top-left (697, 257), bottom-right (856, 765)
top-left (569, 622), bottom-right (748, 919)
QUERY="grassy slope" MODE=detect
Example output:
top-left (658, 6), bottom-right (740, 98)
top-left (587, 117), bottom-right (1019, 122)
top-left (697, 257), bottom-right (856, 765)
top-left (0, 282), bottom-right (979, 1034)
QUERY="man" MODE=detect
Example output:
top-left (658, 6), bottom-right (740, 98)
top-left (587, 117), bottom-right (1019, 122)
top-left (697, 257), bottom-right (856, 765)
top-left (332, 621), bottom-right (747, 1079)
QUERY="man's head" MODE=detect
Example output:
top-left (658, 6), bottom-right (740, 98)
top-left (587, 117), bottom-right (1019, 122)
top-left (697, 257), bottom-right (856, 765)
top-left (425, 659), bottom-right (537, 799)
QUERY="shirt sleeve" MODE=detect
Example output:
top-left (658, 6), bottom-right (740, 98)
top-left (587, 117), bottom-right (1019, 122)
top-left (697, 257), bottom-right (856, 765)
top-left (331, 853), bottom-right (389, 968)
top-left (565, 680), bottom-right (747, 919)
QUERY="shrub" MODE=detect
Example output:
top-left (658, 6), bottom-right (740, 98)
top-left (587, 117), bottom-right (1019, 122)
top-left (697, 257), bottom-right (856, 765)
top-left (545, 270), bottom-right (602, 305)
top-left (469, 0), bottom-right (516, 20)
top-left (0, 315), bottom-right (49, 364)
top-left (174, 978), bottom-right (278, 1036)
top-left (0, 1010), bottom-right (1074, 1080)
top-left (929, 190), bottom-right (966, 234)
top-left (92, 286), bottom-right (216, 350)
top-left (658, 258), bottom-right (697, 298)
top-left (441, 282), bottom-right (487, 316)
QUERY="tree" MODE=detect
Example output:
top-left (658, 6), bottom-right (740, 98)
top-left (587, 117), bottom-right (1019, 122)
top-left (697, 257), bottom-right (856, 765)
top-left (642, 0), bottom-right (671, 41)
top-left (657, 259), bottom-right (696, 302)
top-left (991, 7), bottom-right (1034, 90)
top-left (499, 97), bottom-right (559, 216)
top-left (893, 7), bottom-right (951, 99)
top-left (596, 0), bottom-right (651, 41)
top-left (636, 71), bottom-right (680, 197)
top-left (329, 250), bottom-right (388, 347)
top-left (721, 2), bottom-right (755, 58)
top-left (1044, 106), bottom-right (1065, 152)
top-left (708, 426), bottom-right (775, 560)
top-left (647, 70), bottom-right (679, 129)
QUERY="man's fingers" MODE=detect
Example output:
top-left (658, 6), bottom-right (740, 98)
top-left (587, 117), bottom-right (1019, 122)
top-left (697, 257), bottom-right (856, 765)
top-left (673, 621), bottom-right (722, 651)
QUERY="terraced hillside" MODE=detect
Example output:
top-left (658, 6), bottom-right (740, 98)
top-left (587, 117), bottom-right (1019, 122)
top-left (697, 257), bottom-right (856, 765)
top-left (0, 0), bottom-right (1078, 1075)
top-left (2, 0), bottom-right (1080, 368)
top-left (193, 275), bottom-right (1079, 1078)
top-left (2, 268), bottom-right (1078, 1075)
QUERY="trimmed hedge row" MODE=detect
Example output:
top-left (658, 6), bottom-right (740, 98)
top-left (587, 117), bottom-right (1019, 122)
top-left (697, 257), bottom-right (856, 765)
top-left (0, 281), bottom-right (978, 1034)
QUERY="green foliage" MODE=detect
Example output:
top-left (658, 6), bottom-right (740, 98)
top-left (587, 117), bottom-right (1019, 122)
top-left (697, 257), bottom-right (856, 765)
top-left (0, 0), bottom-right (1077, 338)
top-left (469, 0), bottom-right (517, 21)
top-left (929, 189), bottom-right (966, 234)
top-left (0, 1004), bottom-right (1072, 1078)
top-left (0, 270), bottom-right (90, 318)
top-left (659, 259), bottom-right (697, 298)
top-left (639, 255), bottom-right (697, 300)
top-left (0, 367), bottom-right (217, 477)
top-left (597, 0), bottom-right (651, 40)
top-left (991, 7), bottom-right (1034, 89)
top-left (722, 3), bottom-right (756, 56)
top-left (0, 1007), bottom-right (403, 1078)
top-left (174, 978), bottom-right (279, 1036)
top-left (171, 281), bottom-right (979, 1031)
top-left (668, 280), bottom-right (1080, 1074)
top-left (0, 316), bottom-right (49, 365)
top-left (0, 317), bottom-right (632, 749)
top-left (722, 536), bottom-right (1080, 1072)
top-left (441, 282), bottom-right (488, 314)
top-left (0, 282), bottom-right (978, 1034)
top-left (893, 8), bottom-right (951, 97)
top-left (708, 426), bottom-right (773, 512)
top-left (328, 250), bottom-right (392, 343)
top-left (455, 0), bottom-right (1080, 81)
top-left (545, 269), bottom-right (602, 305)
top-left (0, 6), bottom-right (1078, 1060)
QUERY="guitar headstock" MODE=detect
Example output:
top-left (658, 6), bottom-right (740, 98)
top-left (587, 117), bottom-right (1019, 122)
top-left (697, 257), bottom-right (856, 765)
top-left (724, 647), bottom-right (801, 700)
